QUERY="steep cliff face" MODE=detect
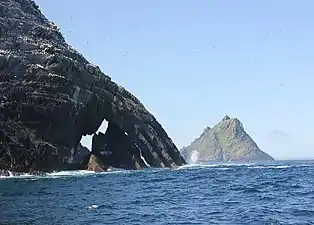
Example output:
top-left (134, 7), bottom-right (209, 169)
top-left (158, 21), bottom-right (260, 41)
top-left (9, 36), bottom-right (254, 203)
top-left (181, 116), bottom-right (274, 163)
top-left (0, 0), bottom-right (186, 172)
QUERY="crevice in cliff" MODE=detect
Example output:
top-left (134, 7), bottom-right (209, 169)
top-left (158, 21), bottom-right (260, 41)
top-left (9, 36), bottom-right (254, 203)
top-left (132, 140), bottom-right (151, 167)
top-left (138, 146), bottom-right (151, 167)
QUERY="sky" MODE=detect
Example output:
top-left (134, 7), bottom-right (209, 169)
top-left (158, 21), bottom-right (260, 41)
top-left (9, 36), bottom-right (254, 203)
top-left (35, 0), bottom-right (314, 160)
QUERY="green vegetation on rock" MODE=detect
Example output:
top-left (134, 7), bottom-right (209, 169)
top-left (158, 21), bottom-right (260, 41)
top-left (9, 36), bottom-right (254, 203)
top-left (181, 115), bottom-right (274, 163)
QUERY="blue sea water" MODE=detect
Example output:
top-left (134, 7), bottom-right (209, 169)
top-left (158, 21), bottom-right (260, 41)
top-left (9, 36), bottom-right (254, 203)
top-left (1, 161), bottom-right (314, 225)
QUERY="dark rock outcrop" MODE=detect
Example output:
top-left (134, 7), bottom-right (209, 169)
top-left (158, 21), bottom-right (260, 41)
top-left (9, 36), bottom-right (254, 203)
top-left (89, 122), bottom-right (148, 170)
top-left (0, 0), bottom-right (186, 172)
top-left (181, 116), bottom-right (274, 163)
top-left (71, 143), bottom-right (91, 169)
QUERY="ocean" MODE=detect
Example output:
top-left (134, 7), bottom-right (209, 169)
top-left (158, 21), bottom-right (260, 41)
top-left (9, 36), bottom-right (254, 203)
top-left (1, 161), bottom-right (314, 225)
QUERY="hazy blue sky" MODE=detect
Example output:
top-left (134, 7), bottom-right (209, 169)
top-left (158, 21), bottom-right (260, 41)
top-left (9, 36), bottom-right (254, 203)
top-left (35, 0), bottom-right (314, 160)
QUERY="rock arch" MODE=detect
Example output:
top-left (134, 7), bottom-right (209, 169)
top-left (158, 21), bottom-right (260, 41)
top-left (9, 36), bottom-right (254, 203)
top-left (0, 0), bottom-right (186, 172)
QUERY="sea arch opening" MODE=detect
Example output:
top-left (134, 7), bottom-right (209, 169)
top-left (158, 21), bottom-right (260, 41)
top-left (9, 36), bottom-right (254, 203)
top-left (80, 119), bottom-right (108, 151)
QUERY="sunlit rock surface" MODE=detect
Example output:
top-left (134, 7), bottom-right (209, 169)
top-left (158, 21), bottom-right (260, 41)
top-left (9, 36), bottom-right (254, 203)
top-left (0, 0), bottom-right (186, 172)
top-left (181, 116), bottom-right (274, 163)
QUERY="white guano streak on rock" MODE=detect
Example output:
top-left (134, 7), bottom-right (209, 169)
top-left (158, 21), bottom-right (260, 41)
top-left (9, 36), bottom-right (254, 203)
top-left (139, 148), bottom-right (151, 167)
top-left (73, 86), bottom-right (80, 106)
top-left (134, 142), bottom-right (151, 167)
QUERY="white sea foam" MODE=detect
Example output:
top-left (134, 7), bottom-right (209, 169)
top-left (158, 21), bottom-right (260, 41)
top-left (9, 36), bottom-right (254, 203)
top-left (177, 162), bottom-right (256, 170)
top-left (176, 163), bottom-right (203, 170)
top-left (295, 164), bottom-right (313, 167)
top-left (87, 205), bottom-right (99, 210)
top-left (175, 162), bottom-right (307, 171)
top-left (249, 165), bottom-right (291, 169)
top-left (0, 172), bottom-right (33, 179)
top-left (47, 170), bottom-right (95, 177)
top-left (99, 170), bottom-right (129, 175)
top-left (0, 170), bottom-right (96, 180)
top-left (190, 151), bottom-right (199, 164)
top-left (176, 163), bottom-right (223, 170)
top-left (0, 167), bottom-right (137, 180)
top-left (8, 171), bottom-right (14, 177)
top-left (0, 162), bottom-right (311, 180)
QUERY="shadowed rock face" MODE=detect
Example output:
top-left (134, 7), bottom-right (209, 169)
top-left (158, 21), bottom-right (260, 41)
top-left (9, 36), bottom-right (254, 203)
top-left (90, 123), bottom-right (147, 170)
top-left (181, 116), bottom-right (274, 163)
top-left (0, 0), bottom-right (186, 172)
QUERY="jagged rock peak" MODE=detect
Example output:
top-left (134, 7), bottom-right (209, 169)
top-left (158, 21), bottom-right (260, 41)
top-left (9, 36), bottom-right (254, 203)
top-left (198, 126), bottom-right (211, 139)
top-left (221, 115), bottom-right (231, 121)
top-left (180, 115), bottom-right (274, 163)
top-left (203, 126), bottom-right (211, 133)
top-left (218, 115), bottom-right (242, 128)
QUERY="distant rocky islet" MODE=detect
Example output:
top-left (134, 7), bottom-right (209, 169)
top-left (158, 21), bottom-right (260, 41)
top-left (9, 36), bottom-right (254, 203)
top-left (180, 115), bottom-right (274, 164)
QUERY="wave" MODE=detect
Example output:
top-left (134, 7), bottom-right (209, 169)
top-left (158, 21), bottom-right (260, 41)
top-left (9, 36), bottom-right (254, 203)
top-left (249, 164), bottom-right (313, 169)
top-left (87, 204), bottom-right (100, 210)
top-left (0, 172), bottom-right (14, 179)
top-left (177, 162), bottom-right (256, 170)
top-left (249, 165), bottom-right (291, 169)
top-left (177, 162), bottom-right (314, 171)
top-left (0, 166), bottom-right (160, 180)
top-left (46, 170), bottom-right (96, 177)
top-left (0, 169), bottom-right (125, 180)
top-left (1, 161), bottom-right (312, 180)
top-left (0, 170), bottom-right (97, 180)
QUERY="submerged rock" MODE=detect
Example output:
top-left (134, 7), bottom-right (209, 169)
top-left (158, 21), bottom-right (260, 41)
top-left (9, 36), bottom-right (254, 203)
top-left (0, 0), bottom-right (186, 172)
top-left (181, 116), bottom-right (274, 163)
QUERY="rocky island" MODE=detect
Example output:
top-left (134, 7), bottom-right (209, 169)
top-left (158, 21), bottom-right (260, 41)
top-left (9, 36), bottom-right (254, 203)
top-left (181, 115), bottom-right (274, 163)
top-left (0, 0), bottom-right (186, 174)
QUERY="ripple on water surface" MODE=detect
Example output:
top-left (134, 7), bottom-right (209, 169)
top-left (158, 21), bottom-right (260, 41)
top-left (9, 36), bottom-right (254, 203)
top-left (1, 161), bottom-right (314, 225)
